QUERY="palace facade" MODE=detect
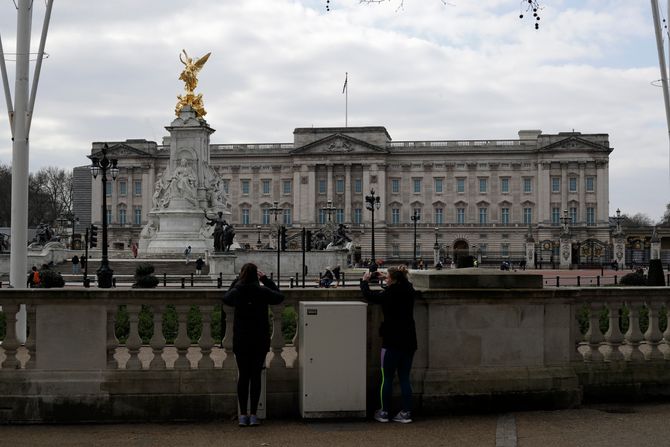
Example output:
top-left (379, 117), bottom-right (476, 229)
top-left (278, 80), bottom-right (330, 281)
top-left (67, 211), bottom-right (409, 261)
top-left (77, 125), bottom-right (614, 265)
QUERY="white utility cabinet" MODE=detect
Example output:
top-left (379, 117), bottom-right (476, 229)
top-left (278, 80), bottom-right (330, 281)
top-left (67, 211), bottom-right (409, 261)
top-left (299, 301), bottom-right (367, 418)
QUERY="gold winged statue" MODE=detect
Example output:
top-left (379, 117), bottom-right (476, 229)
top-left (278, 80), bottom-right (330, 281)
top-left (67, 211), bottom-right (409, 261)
top-left (176, 49), bottom-right (211, 118)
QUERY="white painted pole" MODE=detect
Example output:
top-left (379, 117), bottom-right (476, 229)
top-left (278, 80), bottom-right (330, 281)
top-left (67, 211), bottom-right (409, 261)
top-left (651, 0), bottom-right (670, 179)
top-left (9, 0), bottom-right (33, 342)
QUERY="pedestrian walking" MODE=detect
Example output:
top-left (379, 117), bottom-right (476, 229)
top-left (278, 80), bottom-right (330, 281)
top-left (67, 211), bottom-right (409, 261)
top-left (27, 266), bottom-right (40, 288)
top-left (223, 263), bottom-right (284, 427)
top-left (184, 245), bottom-right (192, 264)
top-left (195, 257), bottom-right (204, 275)
top-left (80, 254), bottom-right (87, 271)
top-left (72, 255), bottom-right (80, 274)
top-left (360, 265), bottom-right (418, 424)
top-left (332, 265), bottom-right (341, 287)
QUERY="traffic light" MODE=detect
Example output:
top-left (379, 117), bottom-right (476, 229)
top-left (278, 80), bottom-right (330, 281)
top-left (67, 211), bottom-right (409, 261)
top-left (305, 230), bottom-right (312, 252)
top-left (89, 225), bottom-right (98, 248)
top-left (280, 226), bottom-right (288, 251)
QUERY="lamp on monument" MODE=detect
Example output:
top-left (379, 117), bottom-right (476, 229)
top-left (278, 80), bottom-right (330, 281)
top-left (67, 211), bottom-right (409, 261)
top-left (88, 143), bottom-right (118, 288)
top-left (365, 189), bottom-right (381, 262)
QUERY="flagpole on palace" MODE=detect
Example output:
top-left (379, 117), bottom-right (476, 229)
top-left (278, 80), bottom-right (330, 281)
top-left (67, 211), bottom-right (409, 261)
top-left (343, 72), bottom-right (348, 127)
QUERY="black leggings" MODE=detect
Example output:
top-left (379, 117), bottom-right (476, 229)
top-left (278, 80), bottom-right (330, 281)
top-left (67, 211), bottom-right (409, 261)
top-left (235, 350), bottom-right (267, 415)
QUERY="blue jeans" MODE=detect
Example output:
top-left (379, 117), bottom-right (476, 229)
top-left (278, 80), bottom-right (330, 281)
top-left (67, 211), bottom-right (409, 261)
top-left (380, 348), bottom-right (414, 412)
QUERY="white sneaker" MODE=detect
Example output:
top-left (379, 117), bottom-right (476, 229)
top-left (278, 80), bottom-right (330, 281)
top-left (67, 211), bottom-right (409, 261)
top-left (374, 409), bottom-right (389, 423)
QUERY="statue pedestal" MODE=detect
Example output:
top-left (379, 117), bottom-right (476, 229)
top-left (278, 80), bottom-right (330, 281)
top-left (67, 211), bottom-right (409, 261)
top-left (559, 238), bottom-right (572, 269)
top-left (524, 242), bottom-right (535, 269)
top-left (208, 253), bottom-right (237, 277)
top-left (142, 208), bottom-right (212, 255)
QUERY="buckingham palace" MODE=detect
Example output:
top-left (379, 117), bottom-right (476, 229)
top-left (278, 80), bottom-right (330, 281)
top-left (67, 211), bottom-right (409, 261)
top-left (74, 125), bottom-right (612, 266)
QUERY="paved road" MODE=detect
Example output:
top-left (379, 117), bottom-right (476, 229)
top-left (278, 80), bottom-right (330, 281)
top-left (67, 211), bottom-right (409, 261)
top-left (2, 402), bottom-right (670, 447)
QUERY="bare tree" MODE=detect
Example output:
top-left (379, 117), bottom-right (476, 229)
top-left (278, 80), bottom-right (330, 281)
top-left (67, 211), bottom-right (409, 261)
top-left (31, 167), bottom-right (73, 224)
top-left (621, 212), bottom-right (655, 228)
top-left (326, 0), bottom-right (544, 28)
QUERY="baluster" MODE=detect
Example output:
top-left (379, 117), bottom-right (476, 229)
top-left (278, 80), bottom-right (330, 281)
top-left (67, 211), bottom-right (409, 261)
top-left (198, 305), bottom-right (215, 369)
top-left (107, 305), bottom-right (119, 369)
top-left (125, 304), bottom-right (143, 370)
top-left (1, 304), bottom-right (20, 369)
top-left (644, 301), bottom-right (664, 361)
top-left (173, 305), bottom-right (191, 370)
top-left (624, 301), bottom-right (645, 362)
top-left (269, 304), bottom-right (286, 368)
top-left (603, 301), bottom-right (624, 362)
top-left (149, 304), bottom-right (166, 369)
top-left (583, 302), bottom-right (604, 362)
top-left (221, 304), bottom-right (235, 369)
top-left (292, 307), bottom-right (300, 368)
top-left (25, 304), bottom-right (37, 369)
top-left (663, 300), bottom-right (670, 361)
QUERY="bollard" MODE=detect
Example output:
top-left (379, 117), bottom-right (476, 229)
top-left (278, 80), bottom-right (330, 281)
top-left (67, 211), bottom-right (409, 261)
top-left (556, 276), bottom-right (560, 287)
top-left (84, 278), bottom-right (90, 288)
top-left (191, 273), bottom-right (194, 287)
top-left (270, 273), bottom-right (273, 280)
top-left (577, 276), bottom-right (580, 287)
top-left (163, 273), bottom-right (167, 287)
top-left (112, 278), bottom-right (117, 288)
top-left (342, 272), bottom-right (345, 286)
top-left (614, 275), bottom-right (618, 285)
top-left (0, 281), bottom-right (2, 288)
top-left (597, 275), bottom-right (600, 287)
top-left (295, 273), bottom-right (299, 284)
top-left (181, 278), bottom-right (185, 289)
top-left (601, 266), bottom-right (604, 276)
top-left (219, 272), bottom-right (222, 282)
top-left (290, 278), bottom-right (294, 288)
top-left (217, 277), bottom-right (222, 288)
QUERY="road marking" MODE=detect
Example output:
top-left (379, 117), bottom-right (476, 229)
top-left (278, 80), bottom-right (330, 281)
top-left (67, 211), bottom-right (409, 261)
top-left (495, 413), bottom-right (517, 447)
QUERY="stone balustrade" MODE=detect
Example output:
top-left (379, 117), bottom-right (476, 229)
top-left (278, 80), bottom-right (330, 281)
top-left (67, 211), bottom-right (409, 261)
top-left (0, 286), bottom-right (669, 422)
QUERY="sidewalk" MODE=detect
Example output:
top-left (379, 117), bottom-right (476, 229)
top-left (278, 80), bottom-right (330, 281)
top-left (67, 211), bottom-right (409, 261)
top-left (1, 402), bottom-right (669, 447)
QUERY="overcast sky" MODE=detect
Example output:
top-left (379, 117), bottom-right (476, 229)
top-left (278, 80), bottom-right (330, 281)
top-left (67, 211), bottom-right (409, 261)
top-left (0, 0), bottom-right (668, 220)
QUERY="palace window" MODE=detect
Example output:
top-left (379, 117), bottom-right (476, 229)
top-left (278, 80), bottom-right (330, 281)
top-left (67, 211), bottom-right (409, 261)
top-left (262, 208), bottom-right (271, 225)
top-left (413, 178), bottom-right (422, 193)
top-left (569, 207), bottom-right (578, 224)
top-left (479, 207), bottom-right (488, 225)
top-left (551, 177), bottom-right (560, 193)
top-left (500, 177), bottom-right (509, 193)
top-left (569, 177), bottom-right (577, 192)
top-left (119, 180), bottom-right (127, 197)
top-left (457, 207), bottom-right (465, 224)
top-left (586, 207), bottom-right (595, 226)
top-left (552, 207), bottom-right (560, 225)
top-left (391, 178), bottom-right (400, 193)
top-left (501, 207), bottom-right (510, 225)
top-left (354, 178), bottom-right (362, 193)
top-left (282, 180), bottom-right (292, 195)
top-left (479, 178), bottom-right (488, 193)
top-left (392, 208), bottom-right (400, 224)
top-left (434, 207), bottom-right (443, 224)
top-left (353, 208), bottom-right (362, 224)
top-left (242, 208), bottom-right (250, 225)
top-left (134, 207), bottom-right (142, 225)
top-left (586, 176), bottom-right (595, 192)
top-left (283, 209), bottom-right (292, 226)
top-left (501, 243), bottom-right (509, 257)
top-left (118, 207), bottom-right (127, 225)
top-left (318, 179), bottom-right (326, 194)
top-left (241, 180), bottom-right (250, 195)
top-left (134, 180), bottom-right (142, 196)
top-left (106, 181), bottom-right (112, 196)
top-left (336, 209), bottom-right (344, 223)
top-left (262, 179), bottom-right (271, 195)
top-left (456, 178), bottom-right (465, 193)
top-left (336, 178), bottom-right (345, 194)
top-left (523, 178), bottom-right (532, 193)
top-left (523, 207), bottom-right (532, 225)
top-left (434, 178), bottom-right (443, 193)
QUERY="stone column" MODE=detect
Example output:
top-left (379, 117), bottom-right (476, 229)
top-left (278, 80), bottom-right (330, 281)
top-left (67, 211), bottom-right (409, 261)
top-left (292, 166), bottom-right (302, 225)
top-left (613, 236), bottom-right (625, 266)
top-left (578, 163), bottom-right (586, 225)
top-left (327, 164), bottom-right (333, 202)
top-left (345, 164), bottom-right (352, 222)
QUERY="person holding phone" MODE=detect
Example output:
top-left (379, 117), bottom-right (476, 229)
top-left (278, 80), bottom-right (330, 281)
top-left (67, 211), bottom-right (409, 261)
top-left (223, 263), bottom-right (284, 426)
top-left (360, 265), bottom-right (418, 424)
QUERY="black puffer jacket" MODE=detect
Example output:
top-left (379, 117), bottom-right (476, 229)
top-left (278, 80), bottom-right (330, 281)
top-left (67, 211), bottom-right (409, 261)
top-left (360, 278), bottom-right (418, 353)
top-left (223, 276), bottom-right (284, 354)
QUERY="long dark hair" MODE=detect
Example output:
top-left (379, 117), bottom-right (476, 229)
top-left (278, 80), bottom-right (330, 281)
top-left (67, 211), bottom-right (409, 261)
top-left (238, 262), bottom-right (259, 285)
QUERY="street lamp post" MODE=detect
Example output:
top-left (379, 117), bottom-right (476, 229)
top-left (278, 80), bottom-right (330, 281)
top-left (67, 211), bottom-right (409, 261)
top-left (365, 189), bottom-right (381, 262)
top-left (411, 210), bottom-right (421, 264)
top-left (322, 199), bottom-right (337, 223)
top-left (89, 143), bottom-right (118, 288)
top-left (256, 225), bottom-right (262, 248)
top-left (433, 227), bottom-right (440, 267)
top-left (269, 201), bottom-right (283, 287)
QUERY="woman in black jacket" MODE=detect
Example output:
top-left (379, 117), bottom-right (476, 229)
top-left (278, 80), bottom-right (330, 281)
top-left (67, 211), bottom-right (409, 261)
top-left (360, 265), bottom-right (417, 424)
top-left (223, 263), bottom-right (284, 426)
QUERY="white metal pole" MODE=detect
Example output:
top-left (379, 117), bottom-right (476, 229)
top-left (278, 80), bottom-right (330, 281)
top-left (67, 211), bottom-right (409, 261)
top-left (26, 0), bottom-right (53, 134)
top-left (345, 73), bottom-right (348, 128)
top-left (9, 0), bottom-right (33, 342)
top-left (651, 0), bottom-right (670, 178)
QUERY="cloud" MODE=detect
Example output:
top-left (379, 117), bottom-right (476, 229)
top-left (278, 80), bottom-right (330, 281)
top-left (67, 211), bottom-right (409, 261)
top-left (0, 0), bottom-right (668, 219)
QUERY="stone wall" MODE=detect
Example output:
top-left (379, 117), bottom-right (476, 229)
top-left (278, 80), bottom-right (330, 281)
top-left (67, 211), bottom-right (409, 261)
top-left (0, 283), bottom-right (669, 422)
